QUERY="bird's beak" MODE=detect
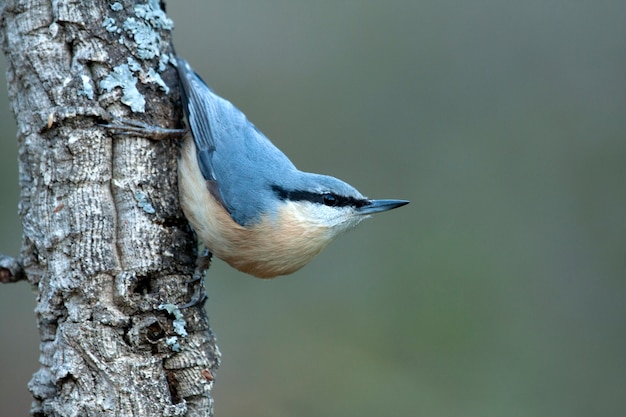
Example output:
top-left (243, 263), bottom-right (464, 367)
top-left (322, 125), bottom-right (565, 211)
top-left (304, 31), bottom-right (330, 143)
top-left (356, 199), bottom-right (409, 215)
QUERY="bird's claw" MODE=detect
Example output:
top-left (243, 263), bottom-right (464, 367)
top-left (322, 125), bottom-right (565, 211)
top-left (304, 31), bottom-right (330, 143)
top-left (102, 116), bottom-right (188, 141)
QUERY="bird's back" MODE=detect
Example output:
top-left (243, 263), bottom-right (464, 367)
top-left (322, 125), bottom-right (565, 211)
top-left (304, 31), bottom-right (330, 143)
top-left (176, 58), bottom-right (297, 226)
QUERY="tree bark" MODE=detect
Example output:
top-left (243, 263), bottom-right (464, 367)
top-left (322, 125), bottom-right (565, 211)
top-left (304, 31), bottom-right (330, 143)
top-left (0, 1), bottom-right (219, 416)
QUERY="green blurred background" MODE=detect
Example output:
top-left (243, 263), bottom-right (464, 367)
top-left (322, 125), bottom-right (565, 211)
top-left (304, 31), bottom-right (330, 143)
top-left (2, 1), bottom-right (625, 416)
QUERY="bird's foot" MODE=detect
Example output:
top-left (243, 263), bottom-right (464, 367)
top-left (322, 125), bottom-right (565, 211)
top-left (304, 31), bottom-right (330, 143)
top-left (179, 248), bottom-right (212, 309)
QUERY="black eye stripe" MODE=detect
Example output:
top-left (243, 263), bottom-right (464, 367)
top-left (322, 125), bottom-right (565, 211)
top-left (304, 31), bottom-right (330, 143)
top-left (271, 185), bottom-right (368, 208)
top-left (322, 194), bottom-right (338, 206)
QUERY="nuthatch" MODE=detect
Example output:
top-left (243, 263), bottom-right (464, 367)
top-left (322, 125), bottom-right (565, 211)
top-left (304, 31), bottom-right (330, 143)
top-left (115, 58), bottom-right (409, 278)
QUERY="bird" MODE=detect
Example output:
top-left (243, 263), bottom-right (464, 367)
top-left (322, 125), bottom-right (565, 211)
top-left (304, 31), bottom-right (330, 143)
top-left (175, 58), bottom-right (408, 278)
top-left (111, 58), bottom-right (409, 278)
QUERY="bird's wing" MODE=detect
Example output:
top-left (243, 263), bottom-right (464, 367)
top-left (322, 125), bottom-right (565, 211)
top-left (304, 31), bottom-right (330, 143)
top-left (176, 58), bottom-right (218, 181)
top-left (176, 57), bottom-right (299, 225)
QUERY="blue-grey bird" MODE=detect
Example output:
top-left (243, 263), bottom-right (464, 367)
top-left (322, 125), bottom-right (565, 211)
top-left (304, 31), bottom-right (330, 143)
top-left (175, 58), bottom-right (408, 278)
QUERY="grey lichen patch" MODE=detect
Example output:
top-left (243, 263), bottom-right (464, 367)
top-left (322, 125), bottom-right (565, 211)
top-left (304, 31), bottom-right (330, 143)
top-left (145, 68), bottom-right (169, 93)
top-left (159, 52), bottom-right (177, 72)
top-left (172, 319), bottom-right (188, 338)
top-left (78, 75), bottom-right (94, 100)
top-left (127, 57), bottom-right (141, 72)
top-left (120, 0), bottom-right (173, 61)
top-left (134, 190), bottom-right (156, 214)
top-left (165, 336), bottom-right (181, 352)
top-left (159, 303), bottom-right (188, 338)
top-left (100, 62), bottom-right (145, 112)
top-left (103, 17), bottom-right (120, 33)
top-left (100, 0), bottom-right (175, 112)
top-left (134, 0), bottom-right (174, 30)
top-left (123, 17), bottom-right (161, 60)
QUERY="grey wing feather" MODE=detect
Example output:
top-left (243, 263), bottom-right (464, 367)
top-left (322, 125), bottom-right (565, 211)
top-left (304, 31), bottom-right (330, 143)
top-left (175, 57), bottom-right (299, 225)
top-left (177, 58), bottom-right (217, 181)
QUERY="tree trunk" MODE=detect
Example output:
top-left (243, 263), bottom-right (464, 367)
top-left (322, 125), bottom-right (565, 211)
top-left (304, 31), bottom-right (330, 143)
top-left (0, 1), bottom-right (219, 415)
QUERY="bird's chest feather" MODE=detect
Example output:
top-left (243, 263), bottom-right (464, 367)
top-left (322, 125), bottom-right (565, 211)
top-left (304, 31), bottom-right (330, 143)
top-left (178, 137), bottom-right (330, 278)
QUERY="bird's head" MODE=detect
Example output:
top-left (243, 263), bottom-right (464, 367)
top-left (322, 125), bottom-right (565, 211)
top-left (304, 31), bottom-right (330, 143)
top-left (270, 173), bottom-right (408, 239)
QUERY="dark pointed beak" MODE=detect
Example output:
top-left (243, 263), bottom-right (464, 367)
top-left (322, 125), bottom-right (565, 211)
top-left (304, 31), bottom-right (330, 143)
top-left (356, 199), bottom-right (409, 215)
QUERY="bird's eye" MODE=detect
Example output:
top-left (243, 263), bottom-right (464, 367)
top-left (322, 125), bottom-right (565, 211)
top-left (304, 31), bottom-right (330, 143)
top-left (322, 194), bottom-right (338, 206)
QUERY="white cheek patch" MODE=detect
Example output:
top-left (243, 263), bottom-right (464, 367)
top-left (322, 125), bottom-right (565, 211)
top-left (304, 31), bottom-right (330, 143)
top-left (288, 202), bottom-right (365, 236)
